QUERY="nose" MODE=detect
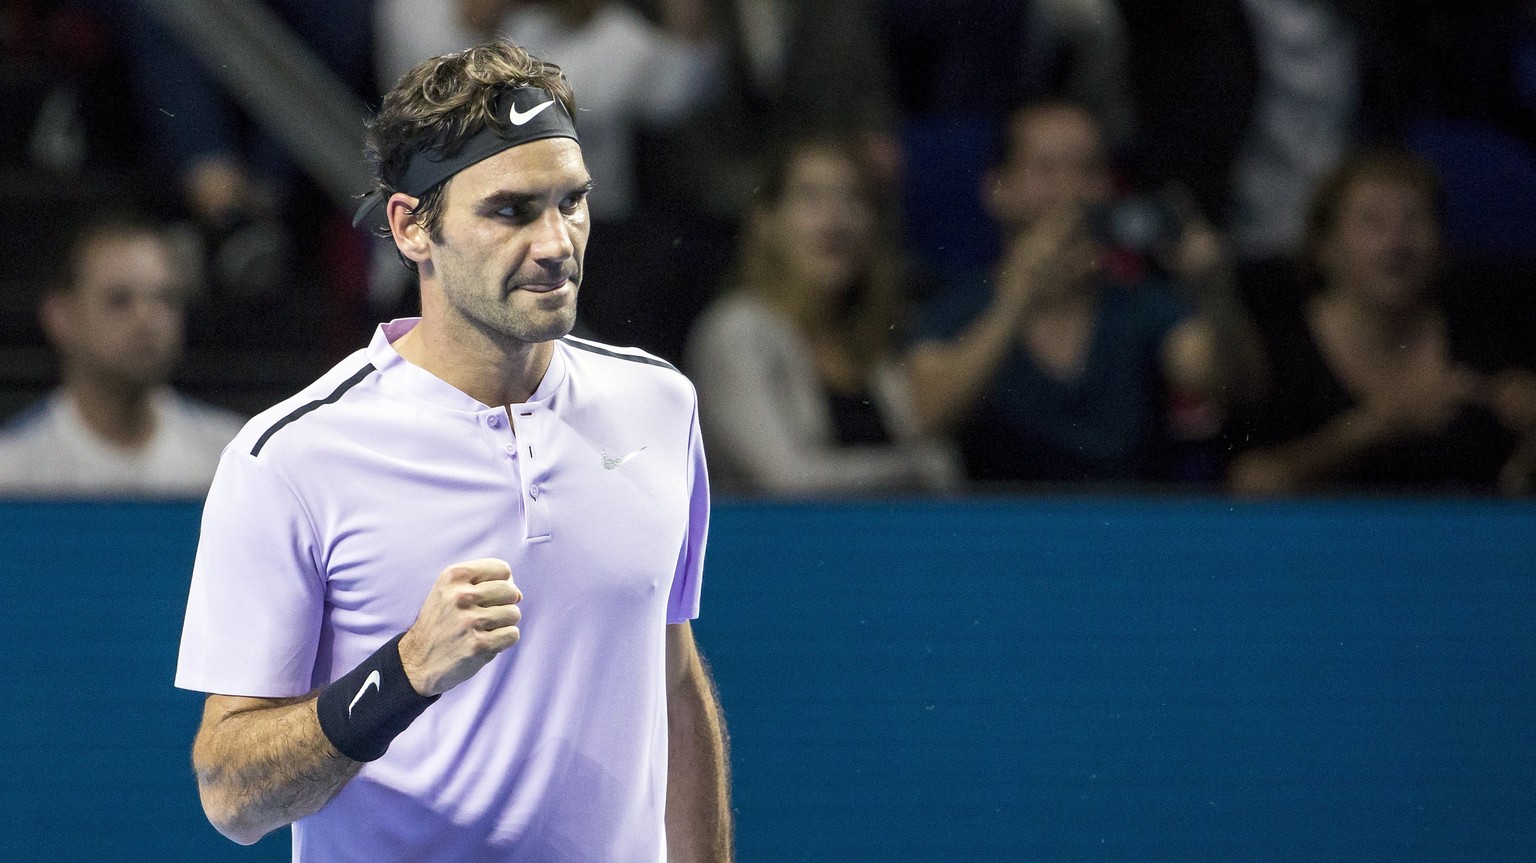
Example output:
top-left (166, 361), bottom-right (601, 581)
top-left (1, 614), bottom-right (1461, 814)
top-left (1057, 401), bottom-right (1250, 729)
top-left (529, 207), bottom-right (574, 266)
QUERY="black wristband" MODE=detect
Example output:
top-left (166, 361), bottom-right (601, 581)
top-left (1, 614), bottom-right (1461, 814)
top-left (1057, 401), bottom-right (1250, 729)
top-left (316, 633), bottom-right (439, 762)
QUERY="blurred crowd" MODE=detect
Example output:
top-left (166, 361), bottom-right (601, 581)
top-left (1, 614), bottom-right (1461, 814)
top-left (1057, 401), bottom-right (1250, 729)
top-left (2, 0), bottom-right (1534, 499)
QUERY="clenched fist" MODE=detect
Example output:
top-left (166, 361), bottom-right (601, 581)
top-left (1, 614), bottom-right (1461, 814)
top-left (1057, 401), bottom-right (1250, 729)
top-left (398, 558), bottom-right (522, 697)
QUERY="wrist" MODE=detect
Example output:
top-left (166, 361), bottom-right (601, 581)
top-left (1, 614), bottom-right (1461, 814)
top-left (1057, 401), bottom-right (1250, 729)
top-left (316, 633), bottom-right (440, 762)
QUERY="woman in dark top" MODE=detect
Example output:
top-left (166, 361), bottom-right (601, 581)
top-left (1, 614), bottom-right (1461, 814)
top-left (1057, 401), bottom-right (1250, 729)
top-left (1229, 149), bottom-right (1536, 494)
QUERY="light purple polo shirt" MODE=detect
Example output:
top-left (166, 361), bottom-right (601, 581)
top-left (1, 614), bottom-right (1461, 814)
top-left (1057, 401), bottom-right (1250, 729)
top-left (177, 318), bottom-right (709, 862)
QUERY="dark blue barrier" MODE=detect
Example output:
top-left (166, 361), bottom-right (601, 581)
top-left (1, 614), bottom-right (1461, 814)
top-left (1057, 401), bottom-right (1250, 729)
top-left (3, 498), bottom-right (1533, 861)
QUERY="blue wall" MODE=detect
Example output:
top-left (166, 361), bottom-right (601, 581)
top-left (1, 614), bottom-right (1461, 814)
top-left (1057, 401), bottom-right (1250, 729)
top-left (2, 498), bottom-right (1533, 861)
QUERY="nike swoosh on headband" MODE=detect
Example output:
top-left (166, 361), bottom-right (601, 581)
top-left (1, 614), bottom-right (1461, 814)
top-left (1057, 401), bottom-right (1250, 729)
top-left (508, 99), bottom-right (555, 126)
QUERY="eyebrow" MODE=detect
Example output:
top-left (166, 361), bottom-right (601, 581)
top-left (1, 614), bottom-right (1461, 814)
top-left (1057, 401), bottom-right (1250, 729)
top-left (477, 179), bottom-right (595, 211)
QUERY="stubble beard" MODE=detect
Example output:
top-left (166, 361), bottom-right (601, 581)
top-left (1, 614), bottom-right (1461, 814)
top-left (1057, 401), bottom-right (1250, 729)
top-left (448, 272), bottom-right (581, 348)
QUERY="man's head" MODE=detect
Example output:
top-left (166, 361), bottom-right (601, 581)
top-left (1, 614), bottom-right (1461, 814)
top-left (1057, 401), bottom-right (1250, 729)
top-left (41, 216), bottom-right (189, 392)
top-left (984, 100), bottom-right (1113, 235)
top-left (365, 42), bottom-right (590, 347)
top-left (361, 42), bottom-right (579, 248)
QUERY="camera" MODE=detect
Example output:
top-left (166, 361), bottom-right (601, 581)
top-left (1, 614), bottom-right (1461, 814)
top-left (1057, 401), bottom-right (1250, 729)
top-left (1086, 194), bottom-right (1185, 252)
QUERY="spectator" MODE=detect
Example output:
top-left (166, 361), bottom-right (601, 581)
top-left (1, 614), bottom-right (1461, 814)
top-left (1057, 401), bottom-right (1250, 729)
top-left (906, 100), bottom-right (1262, 486)
top-left (686, 137), bottom-right (959, 495)
top-left (1229, 150), bottom-right (1536, 495)
top-left (0, 214), bottom-right (245, 497)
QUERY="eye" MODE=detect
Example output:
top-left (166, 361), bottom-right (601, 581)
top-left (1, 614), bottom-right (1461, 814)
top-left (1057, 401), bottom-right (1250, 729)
top-left (494, 203), bottom-right (539, 224)
top-left (560, 188), bottom-right (590, 215)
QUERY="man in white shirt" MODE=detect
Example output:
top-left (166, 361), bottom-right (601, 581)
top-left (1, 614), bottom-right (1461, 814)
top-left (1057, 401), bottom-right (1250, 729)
top-left (0, 215), bottom-right (244, 497)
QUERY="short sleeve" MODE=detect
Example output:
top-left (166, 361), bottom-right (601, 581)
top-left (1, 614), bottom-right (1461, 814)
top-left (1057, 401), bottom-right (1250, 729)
top-left (175, 447), bottom-right (325, 697)
top-left (666, 398), bottom-right (709, 624)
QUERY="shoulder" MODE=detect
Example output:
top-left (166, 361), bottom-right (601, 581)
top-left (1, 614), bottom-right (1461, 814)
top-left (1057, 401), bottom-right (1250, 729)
top-left (231, 352), bottom-right (380, 462)
top-left (559, 334), bottom-right (695, 401)
top-left (0, 397), bottom-right (57, 482)
top-left (161, 391), bottom-right (248, 439)
top-left (0, 394), bottom-right (57, 438)
top-left (692, 293), bottom-right (791, 341)
top-left (686, 294), bottom-right (807, 377)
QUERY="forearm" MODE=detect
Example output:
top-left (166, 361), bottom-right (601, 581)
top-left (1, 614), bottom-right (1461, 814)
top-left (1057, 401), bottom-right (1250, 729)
top-left (1197, 288), bottom-right (1269, 406)
top-left (908, 303), bottom-right (1021, 435)
top-left (1231, 408), bottom-right (1390, 492)
top-left (192, 695), bottom-right (361, 845)
top-left (666, 650), bottom-right (732, 863)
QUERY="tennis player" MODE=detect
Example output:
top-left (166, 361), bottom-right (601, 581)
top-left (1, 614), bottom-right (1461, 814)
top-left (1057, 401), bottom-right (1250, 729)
top-left (175, 42), bottom-right (730, 862)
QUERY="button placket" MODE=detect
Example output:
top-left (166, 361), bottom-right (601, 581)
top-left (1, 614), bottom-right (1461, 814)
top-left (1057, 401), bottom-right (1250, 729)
top-left (515, 406), bottom-right (551, 541)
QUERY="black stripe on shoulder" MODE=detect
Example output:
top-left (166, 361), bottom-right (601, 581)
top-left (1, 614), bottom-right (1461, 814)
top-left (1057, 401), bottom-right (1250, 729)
top-left (560, 337), bottom-right (678, 372)
top-left (251, 364), bottom-right (376, 457)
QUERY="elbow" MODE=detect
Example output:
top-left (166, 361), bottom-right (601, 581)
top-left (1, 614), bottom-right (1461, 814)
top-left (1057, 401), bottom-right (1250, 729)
top-left (194, 765), bottom-right (272, 846)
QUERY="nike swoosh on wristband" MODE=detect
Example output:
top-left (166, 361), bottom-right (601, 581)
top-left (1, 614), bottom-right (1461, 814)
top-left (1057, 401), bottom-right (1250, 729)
top-left (348, 669), bottom-right (382, 716)
top-left (601, 446), bottom-right (648, 470)
top-left (508, 99), bottom-right (556, 126)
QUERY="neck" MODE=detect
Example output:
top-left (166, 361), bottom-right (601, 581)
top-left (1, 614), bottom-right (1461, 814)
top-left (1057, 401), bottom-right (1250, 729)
top-left (64, 373), bottom-right (158, 449)
top-left (392, 315), bottom-right (555, 407)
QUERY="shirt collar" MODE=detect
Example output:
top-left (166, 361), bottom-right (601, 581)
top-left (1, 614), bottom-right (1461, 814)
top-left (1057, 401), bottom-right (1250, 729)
top-left (366, 317), bottom-right (568, 412)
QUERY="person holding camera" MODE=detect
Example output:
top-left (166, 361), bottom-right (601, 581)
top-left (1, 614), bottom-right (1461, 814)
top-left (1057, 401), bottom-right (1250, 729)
top-left (906, 99), bottom-right (1262, 486)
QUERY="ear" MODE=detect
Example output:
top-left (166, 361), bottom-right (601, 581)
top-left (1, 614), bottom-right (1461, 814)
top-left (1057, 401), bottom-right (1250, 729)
top-left (387, 192), bottom-right (432, 266)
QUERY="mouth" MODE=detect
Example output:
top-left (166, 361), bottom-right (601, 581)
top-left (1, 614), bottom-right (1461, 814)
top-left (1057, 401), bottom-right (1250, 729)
top-left (515, 277), bottom-right (571, 294)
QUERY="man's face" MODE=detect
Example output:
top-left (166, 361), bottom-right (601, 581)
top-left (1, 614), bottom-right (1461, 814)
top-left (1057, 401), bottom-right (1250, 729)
top-left (45, 233), bottom-right (186, 388)
top-left (423, 137), bottom-right (592, 346)
top-left (987, 107), bottom-right (1112, 233)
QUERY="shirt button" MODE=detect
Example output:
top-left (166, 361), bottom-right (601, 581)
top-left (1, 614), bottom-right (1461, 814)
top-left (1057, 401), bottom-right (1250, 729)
top-left (529, 484), bottom-right (539, 498)
top-left (487, 414), bottom-right (501, 428)
top-left (504, 444), bottom-right (517, 457)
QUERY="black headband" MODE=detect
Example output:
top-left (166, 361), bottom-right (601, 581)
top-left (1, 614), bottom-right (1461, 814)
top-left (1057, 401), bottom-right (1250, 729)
top-left (353, 85), bottom-right (579, 230)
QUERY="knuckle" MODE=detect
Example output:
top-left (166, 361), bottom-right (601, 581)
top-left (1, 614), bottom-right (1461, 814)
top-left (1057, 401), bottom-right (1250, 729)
top-left (471, 629), bottom-right (500, 654)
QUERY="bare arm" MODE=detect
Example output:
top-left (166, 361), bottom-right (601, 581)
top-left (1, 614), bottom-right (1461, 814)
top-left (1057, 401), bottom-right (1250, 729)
top-left (665, 622), bottom-right (732, 863)
top-left (1158, 220), bottom-right (1267, 406)
top-left (192, 693), bottom-right (359, 845)
top-left (190, 559), bottom-right (523, 844)
top-left (1227, 406), bottom-right (1397, 494)
top-left (1229, 350), bottom-right (1485, 494)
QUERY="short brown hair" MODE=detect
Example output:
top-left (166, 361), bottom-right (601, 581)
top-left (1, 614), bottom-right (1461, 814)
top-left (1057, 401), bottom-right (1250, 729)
top-left (49, 212), bottom-right (182, 300)
top-left (364, 42), bottom-right (576, 247)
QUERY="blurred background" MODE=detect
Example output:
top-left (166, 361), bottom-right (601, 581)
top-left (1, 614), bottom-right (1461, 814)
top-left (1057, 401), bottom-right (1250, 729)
top-left (1, 0), bottom-right (1534, 859)
top-left (3, 0), bottom-right (1536, 496)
